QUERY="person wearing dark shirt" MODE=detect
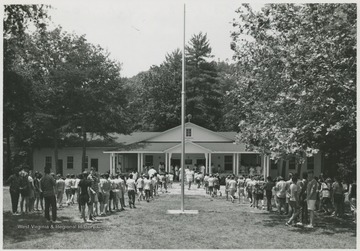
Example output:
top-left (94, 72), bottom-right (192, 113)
top-left (40, 166), bottom-right (61, 223)
top-left (264, 176), bottom-right (275, 211)
top-left (6, 167), bottom-right (21, 215)
top-left (78, 171), bottom-right (95, 222)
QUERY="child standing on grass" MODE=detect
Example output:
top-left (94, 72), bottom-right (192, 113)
top-left (55, 175), bottom-right (65, 209)
top-left (204, 174), bottom-right (209, 194)
top-left (225, 176), bottom-right (230, 201)
top-left (19, 169), bottom-right (30, 214)
top-left (78, 172), bottom-right (93, 223)
top-left (208, 174), bottom-right (215, 197)
top-left (169, 173), bottom-right (174, 188)
top-left (64, 174), bottom-right (72, 205)
top-left (144, 176), bottom-right (151, 202)
top-left (119, 175), bottom-right (126, 209)
top-left (70, 174), bottom-right (77, 205)
top-left (264, 176), bottom-right (274, 211)
top-left (137, 175), bottom-right (144, 201)
top-left (34, 172), bottom-right (43, 212)
top-left (228, 176), bottom-right (237, 203)
top-left (109, 175), bottom-right (116, 213)
top-left (286, 176), bottom-right (300, 226)
top-left (163, 172), bottom-right (168, 193)
top-left (214, 174), bottom-right (221, 197)
top-left (126, 174), bottom-right (137, 209)
top-left (237, 176), bottom-right (246, 203)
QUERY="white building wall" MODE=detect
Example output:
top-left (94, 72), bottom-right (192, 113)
top-left (33, 147), bottom-right (112, 175)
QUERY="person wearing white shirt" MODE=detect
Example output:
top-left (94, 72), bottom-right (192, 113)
top-left (186, 169), bottom-right (194, 190)
top-left (126, 174), bottom-right (137, 208)
top-left (143, 176), bottom-right (152, 202)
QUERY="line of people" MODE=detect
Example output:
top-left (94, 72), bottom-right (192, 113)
top-left (217, 172), bottom-right (357, 228)
top-left (6, 166), bottom-right (176, 223)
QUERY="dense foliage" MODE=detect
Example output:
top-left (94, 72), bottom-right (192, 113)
top-left (230, 3), bottom-right (356, 177)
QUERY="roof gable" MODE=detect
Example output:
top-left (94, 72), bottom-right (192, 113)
top-left (145, 122), bottom-right (234, 142)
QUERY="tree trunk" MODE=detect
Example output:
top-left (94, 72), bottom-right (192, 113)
top-left (82, 126), bottom-right (86, 172)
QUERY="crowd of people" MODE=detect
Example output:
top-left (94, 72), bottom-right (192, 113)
top-left (204, 171), bottom-right (356, 228)
top-left (6, 166), bottom-right (176, 223)
top-left (6, 165), bottom-right (356, 228)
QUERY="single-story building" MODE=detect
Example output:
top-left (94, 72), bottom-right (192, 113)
top-left (32, 122), bottom-right (323, 178)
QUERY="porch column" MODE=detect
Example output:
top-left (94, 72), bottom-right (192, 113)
top-left (140, 153), bottom-right (144, 173)
top-left (109, 153), bottom-right (113, 175)
top-left (137, 153), bottom-right (141, 173)
top-left (205, 153), bottom-right (209, 174)
top-left (165, 153), bottom-right (168, 172)
top-left (233, 153), bottom-right (236, 174)
top-left (235, 153), bottom-right (239, 175)
top-left (209, 153), bottom-right (212, 174)
top-left (263, 155), bottom-right (266, 178)
top-left (238, 153), bottom-right (242, 175)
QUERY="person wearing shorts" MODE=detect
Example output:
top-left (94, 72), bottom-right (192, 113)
top-left (126, 174), bottom-right (137, 208)
top-left (306, 172), bottom-right (318, 228)
top-left (64, 175), bottom-right (72, 205)
top-left (228, 176), bottom-right (237, 203)
top-left (144, 176), bottom-right (151, 202)
top-left (275, 176), bottom-right (287, 214)
top-left (55, 175), bottom-right (65, 208)
top-left (204, 174), bottom-right (209, 194)
top-left (113, 175), bottom-right (122, 211)
top-left (70, 174), bottom-right (77, 204)
top-left (208, 175), bottom-right (215, 197)
top-left (286, 176), bottom-right (300, 226)
top-left (99, 173), bottom-right (111, 216)
top-left (237, 176), bottom-right (246, 204)
top-left (137, 175), bottom-right (144, 201)
top-left (19, 169), bottom-right (30, 214)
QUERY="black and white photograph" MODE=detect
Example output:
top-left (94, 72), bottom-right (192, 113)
top-left (2, 0), bottom-right (357, 249)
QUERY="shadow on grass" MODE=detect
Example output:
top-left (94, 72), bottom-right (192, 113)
top-left (261, 211), bottom-right (356, 236)
top-left (3, 211), bottom-right (104, 244)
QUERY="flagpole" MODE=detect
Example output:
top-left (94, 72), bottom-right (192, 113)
top-left (167, 4), bottom-right (197, 215)
top-left (181, 3), bottom-right (186, 212)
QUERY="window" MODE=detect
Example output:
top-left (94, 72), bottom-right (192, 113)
top-left (186, 128), bottom-right (192, 137)
top-left (271, 159), bottom-right (278, 170)
top-left (145, 155), bottom-right (153, 166)
top-left (307, 156), bottom-right (314, 170)
top-left (289, 157), bottom-right (296, 169)
top-left (185, 159), bottom-right (192, 165)
top-left (90, 158), bottom-right (99, 172)
top-left (224, 155), bottom-right (233, 171)
top-left (45, 156), bottom-right (52, 168)
top-left (67, 156), bottom-right (74, 169)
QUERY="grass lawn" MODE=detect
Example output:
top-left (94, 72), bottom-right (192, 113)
top-left (3, 185), bottom-right (356, 249)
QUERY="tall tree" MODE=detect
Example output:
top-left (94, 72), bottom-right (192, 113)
top-left (185, 32), bottom-right (223, 130)
top-left (130, 49), bottom-right (182, 131)
top-left (3, 5), bottom-right (49, 177)
top-left (230, 4), bottom-right (356, 177)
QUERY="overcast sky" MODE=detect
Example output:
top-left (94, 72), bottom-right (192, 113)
top-left (45, 0), bottom-right (254, 77)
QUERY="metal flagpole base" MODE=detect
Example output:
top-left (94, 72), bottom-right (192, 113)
top-left (167, 210), bottom-right (199, 215)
